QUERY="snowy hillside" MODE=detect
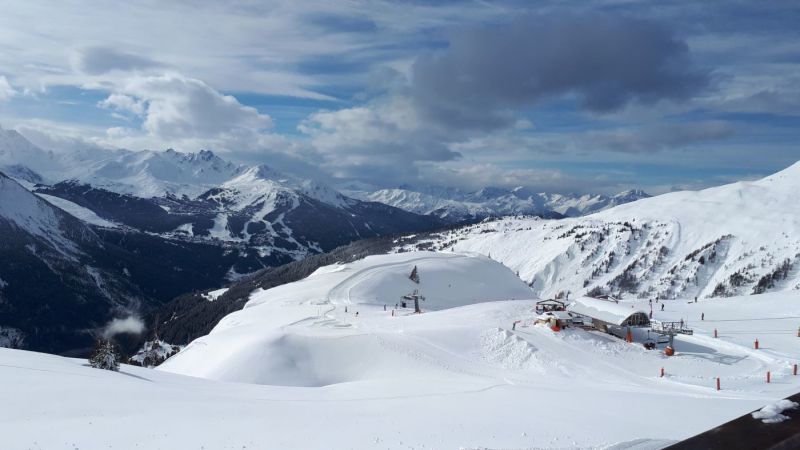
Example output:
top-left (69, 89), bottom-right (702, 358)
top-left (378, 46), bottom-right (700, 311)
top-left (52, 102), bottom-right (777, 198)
top-left (345, 185), bottom-right (650, 222)
top-left (21, 247), bottom-right (788, 449)
top-left (160, 251), bottom-right (533, 383)
top-left (405, 161), bottom-right (800, 300)
top-left (0, 171), bottom-right (150, 352)
top-left (0, 171), bottom-right (82, 252)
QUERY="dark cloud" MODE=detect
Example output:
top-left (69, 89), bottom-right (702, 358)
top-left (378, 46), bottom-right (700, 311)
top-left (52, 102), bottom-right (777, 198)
top-left (584, 121), bottom-right (734, 153)
top-left (78, 47), bottom-right (162, 75)
top-left (410, 13), bottom-right (713, 130)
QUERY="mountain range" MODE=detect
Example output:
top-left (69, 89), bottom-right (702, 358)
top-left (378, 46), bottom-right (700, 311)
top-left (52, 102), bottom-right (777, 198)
top-left (344, 185), bottom-right (650, 222)
top-left (150, 160), bottom-right (800, 348)
top-left (0, 124), bottom-right (653, 354)
top-left (410, 161), bottom-right (800, 301)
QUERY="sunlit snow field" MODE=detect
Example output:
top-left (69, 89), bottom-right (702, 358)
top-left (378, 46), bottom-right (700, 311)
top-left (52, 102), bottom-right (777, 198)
top-left (3, 251), bottom-right (799, 449)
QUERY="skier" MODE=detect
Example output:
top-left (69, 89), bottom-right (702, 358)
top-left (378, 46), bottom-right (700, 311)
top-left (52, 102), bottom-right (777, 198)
top-left (661, 303), bottom-right (665, 311)
top-left (701, 312), bottom-right (705, 321)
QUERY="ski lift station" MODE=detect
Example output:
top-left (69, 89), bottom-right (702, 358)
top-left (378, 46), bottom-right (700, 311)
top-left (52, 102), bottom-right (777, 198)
top-left (534, 299), bottom-right (567, 314)
top-left (567, 296), bottom-right (651, 340)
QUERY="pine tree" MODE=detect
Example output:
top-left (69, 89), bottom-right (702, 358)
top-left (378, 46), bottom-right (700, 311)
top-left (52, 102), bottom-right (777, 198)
top-left (409, 265), bottom-right (420, 284)
top-left (89, 339), bottom-right (121, 371)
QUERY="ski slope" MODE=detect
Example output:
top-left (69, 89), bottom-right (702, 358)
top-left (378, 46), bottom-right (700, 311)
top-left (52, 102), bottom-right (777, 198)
top-left (3, 251), bottom-right (800, 449)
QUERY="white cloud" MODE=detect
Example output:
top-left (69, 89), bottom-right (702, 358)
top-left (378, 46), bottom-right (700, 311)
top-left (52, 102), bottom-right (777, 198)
top-left (102, 316), bottom-right (144, 339)
top-left (98, 93), bottom-right (145, 115)
top-left (100, 73), bottom-right (272, 141)
top-left (298, 94), bottom-right (464, 184)
top-left (0, 1), bottom-right (500, 99)
top-left (0, 76), bottom-right (16, 101)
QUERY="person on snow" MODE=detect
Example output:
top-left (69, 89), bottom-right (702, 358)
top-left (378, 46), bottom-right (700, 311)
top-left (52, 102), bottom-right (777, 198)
top-left (661, 303), bottom-right (665, 311)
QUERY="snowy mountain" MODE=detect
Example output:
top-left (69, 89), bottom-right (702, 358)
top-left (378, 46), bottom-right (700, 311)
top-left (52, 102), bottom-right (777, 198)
top-left (0, 168), bottom-right (310, 354)
top-left (72, 148), bottom-right (246, 198)
top-left (1, 127), bottom-right (444, 270)
top-left (0, 171), bottom-right (145, 353)
top-left (405, 161), bottom-right (800, 300)
top-left (150, 162), bottom-right (799, 347)
top-left (344, 185), bottom-right (650, 222)
top-left (0, 125), bottom-right (244, 197)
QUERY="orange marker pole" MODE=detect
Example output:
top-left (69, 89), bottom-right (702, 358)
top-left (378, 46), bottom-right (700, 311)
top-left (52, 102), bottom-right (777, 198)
top-left (755, 339), bottom-right (759, 350)
top-left (794, 364), bottom-right (797, 376)
top-left (767, 371), bottom-right (771, 383)
top-left (660, 367), bottom-right (664, 378)
top-left (716, 377), bottom-right (721, 391)
top-left (714, 328), bottom-right (717, 338)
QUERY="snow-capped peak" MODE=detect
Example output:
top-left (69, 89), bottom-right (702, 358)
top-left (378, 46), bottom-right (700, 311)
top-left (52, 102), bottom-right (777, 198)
top-left (218, 164), bottom-right (348, 209)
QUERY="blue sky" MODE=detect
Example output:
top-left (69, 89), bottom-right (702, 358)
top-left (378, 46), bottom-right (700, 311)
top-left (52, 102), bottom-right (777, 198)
top-left (0, 0), bottom-right (798, 194)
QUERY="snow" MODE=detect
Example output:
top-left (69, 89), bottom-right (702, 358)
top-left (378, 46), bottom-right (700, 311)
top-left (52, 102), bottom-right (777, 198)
top-left (3, 249), bottom-right (800, 448)
top-left (129, 340), bottom-right (183, 367)
top-left (36, 193), bottom-right (119, 228)
top-left (752, 399), bottom-right (799, 423)
top-left (569, 296), bottom-right (648, 326)
top-left (0, 173), bottom-right (78, 253)
top-left (408, 161), bottom-right (800, 301)
top-left (161, 251), bottom-right (534, 384)
top-left (2, 128), bottom-right (353, 209)
top-left (3, 287), bottom-right (800, 448)
top-left (345, 186), bottom-right (649, 220)
top-left (202, 287), bottom-right (228, 301)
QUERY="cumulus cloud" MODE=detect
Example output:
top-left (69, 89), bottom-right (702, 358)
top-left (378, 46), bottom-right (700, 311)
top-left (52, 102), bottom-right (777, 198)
top-left (98, 93), bottom-right (145, 115)
top-left (100, 73), bottom-right (272, 141)
top-left (299, 95), bottom-right (461, 184)
top-left (0, 76), bottom-right (17, 101)
top-left (102, 316), bottom-right (145, 339)
top-left (411, 13), bottom-right (712, 129)
top-left (76, 47), bottom-right (163, 75)
top-left (295, 12), bottom-right (716, 187)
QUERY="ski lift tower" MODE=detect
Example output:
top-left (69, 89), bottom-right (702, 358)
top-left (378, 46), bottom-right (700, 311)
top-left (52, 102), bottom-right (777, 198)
top-left (401, 289), bottom-right (425, 314)
top-left (650, 320), bottom-right (693, 355)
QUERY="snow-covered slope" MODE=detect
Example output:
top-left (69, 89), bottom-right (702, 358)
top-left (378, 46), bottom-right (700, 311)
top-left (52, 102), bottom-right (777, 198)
top-left (58, 250), bottom-right (787, 449)
top-left (0, 126), bottom-right (60, 183)
top-left (0, 171), bottom-right (80, 251)
top-left (346, 185), bottom-right (650, 222)
top-left (0, 171), bottom-right (154, 352)
top-left (406, 161), bottom-right (800, 300)
top-left (34, 193), bottom-right (119, 228)
top-left (160, 251), bottom-right (533, 384)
